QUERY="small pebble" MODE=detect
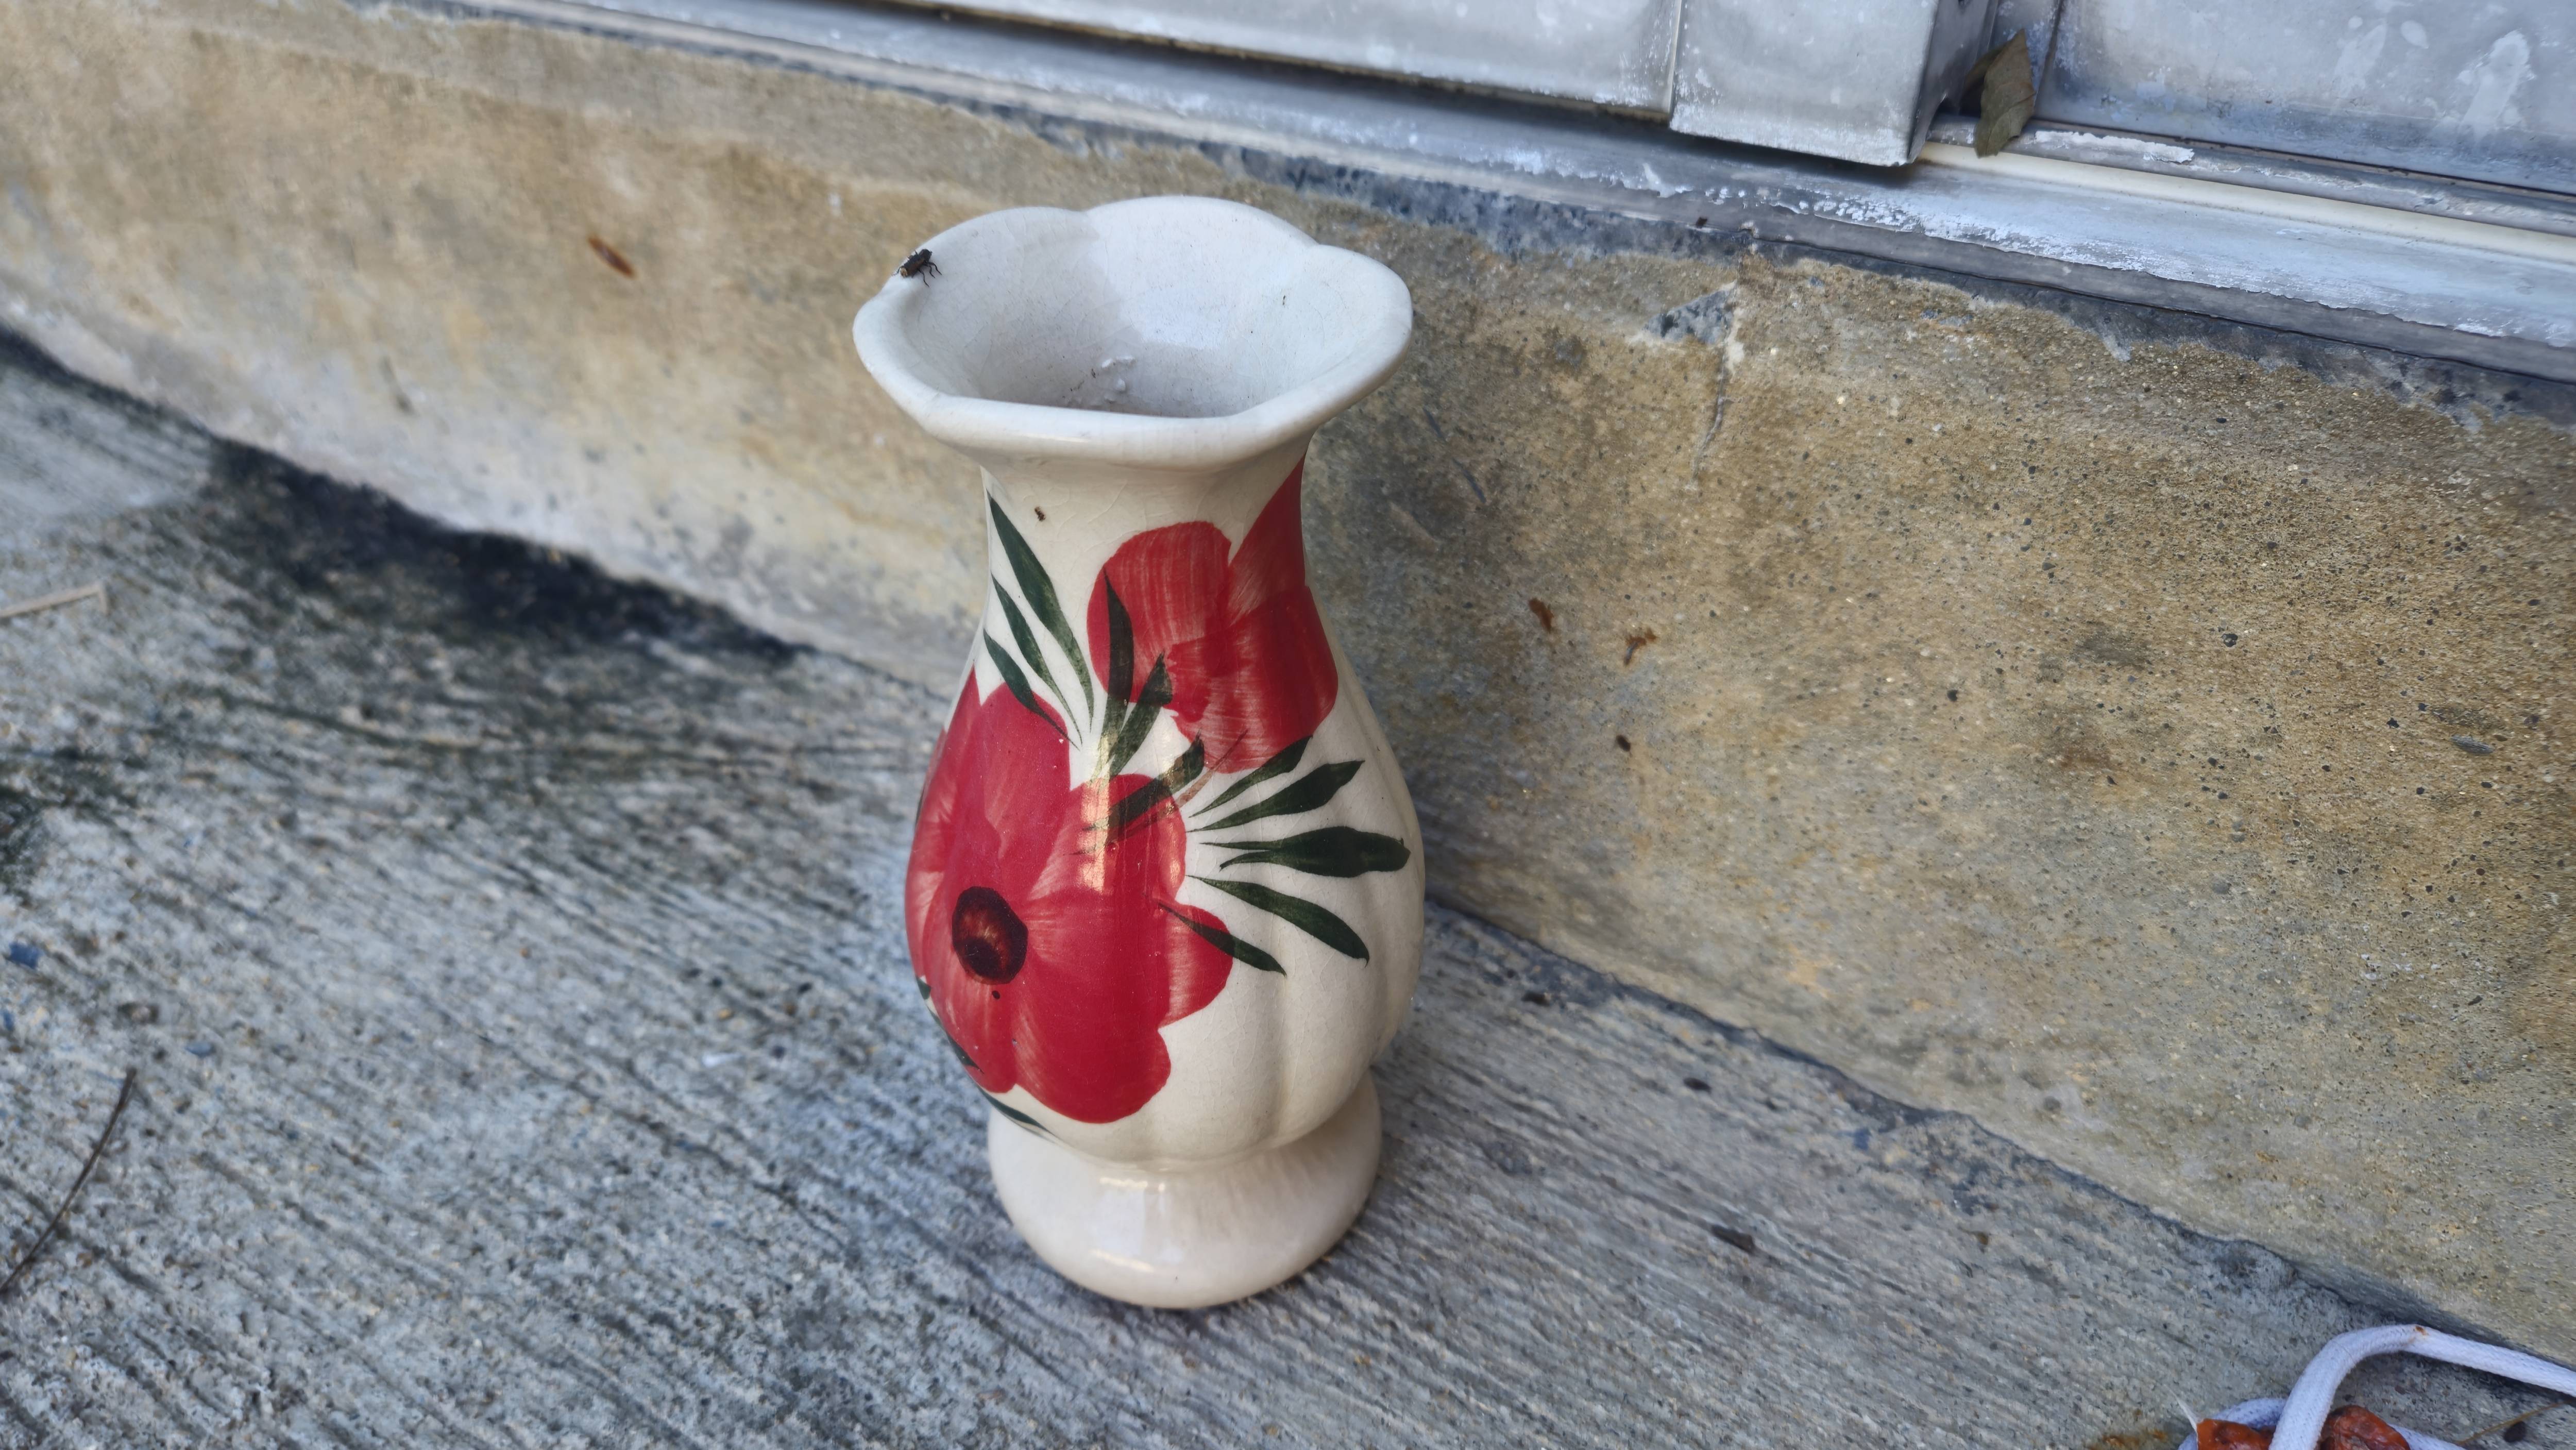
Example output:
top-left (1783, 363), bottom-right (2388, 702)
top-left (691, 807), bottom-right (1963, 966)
top-left (185, 1040), bottom-right (215, 1058)
top-left (6, 941), bottom-right (40, 969)
top-left (2452, 735), bottom-right (2494, 755)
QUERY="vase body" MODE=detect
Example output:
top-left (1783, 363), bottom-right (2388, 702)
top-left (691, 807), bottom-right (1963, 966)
top-left (853, 198), bottom-right (1423, 1307)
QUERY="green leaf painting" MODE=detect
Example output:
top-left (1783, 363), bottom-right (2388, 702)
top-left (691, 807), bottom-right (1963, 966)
top-left (1098, 580), bottom-right (1136, 762)
top-left (1103, 656), bottom-right (1172, 778)
top-left (1193, 876), bottom-right (1367, 958)
top-left (993, 583), bottom-right (1069, 714)
top-left (984, 634), bottom-right (1066, 740)
top-left (1106, 738), bottom-right (1204, 838)
top-left (988, 495), bottom-right (1093, 713)
top-left (1198, 760), bottom-right (1361, 833)
top-left (1196, 736), bottom-right (1308, 817)
top-left (1212, 826), bottom-right (1411, 878)
top-left (1160, 903), bottom-right (1284, 974)
top-left (981, 1089), bottom-right (1051, 1137)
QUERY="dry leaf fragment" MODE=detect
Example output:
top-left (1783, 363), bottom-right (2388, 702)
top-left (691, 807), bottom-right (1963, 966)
top-left (2197, 1419), bottom-right (2273, 1450)
top-left (2318, 1405), bottom-right (2408, 1450)
top-left (2195, 1404), bottom-right (2413, 1450)
top-left (1964, 30), bottom-right (2036, 157)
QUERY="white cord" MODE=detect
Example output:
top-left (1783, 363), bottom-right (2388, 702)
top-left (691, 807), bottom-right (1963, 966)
top-left (2233, 1325), bottom-right (2576, 1450)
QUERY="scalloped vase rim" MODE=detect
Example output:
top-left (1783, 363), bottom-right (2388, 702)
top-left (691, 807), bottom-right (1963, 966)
top-left (853, 196), bottom-right (1413, 471)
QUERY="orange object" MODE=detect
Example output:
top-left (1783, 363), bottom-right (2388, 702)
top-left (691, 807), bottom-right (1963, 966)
top-left (2194, 1403), bottom-right (2409, 1450)
top-left (2319, 1405), bottom-right (2409, 1450)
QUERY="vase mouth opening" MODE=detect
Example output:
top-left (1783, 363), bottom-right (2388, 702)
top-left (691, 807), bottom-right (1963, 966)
top-left (855, 198), bottom-right (1412, 470)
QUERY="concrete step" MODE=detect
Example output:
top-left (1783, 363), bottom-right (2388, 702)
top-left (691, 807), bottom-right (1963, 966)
top-left (1, 330), bottom-right (2558, 1447)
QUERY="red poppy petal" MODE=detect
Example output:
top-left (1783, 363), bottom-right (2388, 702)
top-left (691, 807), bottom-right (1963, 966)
top-left (1190, 589), bottom-right (1338, 770)
top-left (1225, 459), bottom-right (1309, 619)
top-left (933, 931), bottom-right (1021, 1092)
top-left (1156, 634), bottom-right (1216, 734)
top-left (1005, 975), bottom-right (1171, 1122)
top-left (968, 686), bottom-right (1077, 823)
top-left (903, 692), bottom-right (972, 977)
top-left (1087, 520), bottom-right (1229, 704)
top-left (1003, 889), bottom-right (1231, 1122)
top-left (995, 770), bottom-right (1228, 1122)
top-left (910, 681), bottom-right (1086, 1098)
top-left (1154, 902), bottom-right (1236, 1026)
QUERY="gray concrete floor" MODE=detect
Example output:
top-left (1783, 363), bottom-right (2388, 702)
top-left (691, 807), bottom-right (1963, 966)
top-left (0, 336), bottom-right (2564, 1448)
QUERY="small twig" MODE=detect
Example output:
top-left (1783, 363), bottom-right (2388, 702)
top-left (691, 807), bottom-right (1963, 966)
top-left (0, 581), bottom-right (106, 622)
top-left (2461, 1400), bottom-right (2571, 1445)
top-left (0, 1069), bottom-right (137, 1301)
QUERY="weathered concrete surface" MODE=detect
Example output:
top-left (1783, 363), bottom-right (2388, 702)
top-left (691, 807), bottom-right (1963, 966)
top-left (4, 341), bottom-right (2569, 1449)
top-left (2, 0), bottom-right (2570, 1355)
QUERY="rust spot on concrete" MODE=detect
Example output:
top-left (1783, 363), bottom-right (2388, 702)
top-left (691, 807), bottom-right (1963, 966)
top-left (586, 235), bottom-right (635, 278)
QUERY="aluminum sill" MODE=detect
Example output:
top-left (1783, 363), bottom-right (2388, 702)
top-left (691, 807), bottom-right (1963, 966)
top-left (480, 0), bottom-right (2576, 383)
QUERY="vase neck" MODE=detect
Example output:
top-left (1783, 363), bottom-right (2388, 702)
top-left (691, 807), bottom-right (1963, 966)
top-left (967, 440), bottom-right (1333, 782)
top-left (976, 436), bottom-right (1315, 583)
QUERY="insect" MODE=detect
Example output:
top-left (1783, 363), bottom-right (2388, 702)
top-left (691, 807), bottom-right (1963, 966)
top-left (896, 248), bottom-right (940, 283)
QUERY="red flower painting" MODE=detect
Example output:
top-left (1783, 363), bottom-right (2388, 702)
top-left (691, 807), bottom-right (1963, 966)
top-left (1084, 463), bottom-right (1337, 773)
top-left (903, 464), bottom-right (1411, 1126)
top-left (905, 679), bottom-right (1234, 1124)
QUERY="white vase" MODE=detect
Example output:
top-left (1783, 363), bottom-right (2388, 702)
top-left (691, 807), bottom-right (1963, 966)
top-left (853, 197), bottom-right (1425, 1308)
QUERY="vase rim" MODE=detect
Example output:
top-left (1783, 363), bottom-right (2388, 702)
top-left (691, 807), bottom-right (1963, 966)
top-left (853, 197), bottom-right (1412, 471)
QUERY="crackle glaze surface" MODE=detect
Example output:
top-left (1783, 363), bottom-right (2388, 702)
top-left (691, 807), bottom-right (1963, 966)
top-left (856, 199), bottom-right (1425, 1185)
top-left (909, 460), bottom-right (1423, 1167)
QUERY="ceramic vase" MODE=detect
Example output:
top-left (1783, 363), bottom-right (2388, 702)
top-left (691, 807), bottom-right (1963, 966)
top-left (852, 197), bottom-right (1424, 1308)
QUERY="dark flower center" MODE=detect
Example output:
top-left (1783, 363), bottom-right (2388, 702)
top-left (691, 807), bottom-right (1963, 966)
top-left (950, 886), bottom-right (1028, 984)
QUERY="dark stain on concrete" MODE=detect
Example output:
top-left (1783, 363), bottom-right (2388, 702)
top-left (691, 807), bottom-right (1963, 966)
top-left (2073, 625), bottom-right (2152, 670)
top-left (203, 443), bottom-right (798, 659)
top-left (0, 760), bottom-right (139, 900)
top-left (1651, 290), bottom-right (1734, 346)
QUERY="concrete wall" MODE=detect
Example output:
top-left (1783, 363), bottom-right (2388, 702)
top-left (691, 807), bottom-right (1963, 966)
top-left (4, 0), bottom-right (2569, 1352)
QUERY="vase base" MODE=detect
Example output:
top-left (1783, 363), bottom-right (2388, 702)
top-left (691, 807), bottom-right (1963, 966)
top-left (987, 1075), bottom-right (1381, 1309)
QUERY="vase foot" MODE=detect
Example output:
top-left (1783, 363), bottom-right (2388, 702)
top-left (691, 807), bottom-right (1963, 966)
top-left (987, 1075), bottom-right (1381, 1309)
